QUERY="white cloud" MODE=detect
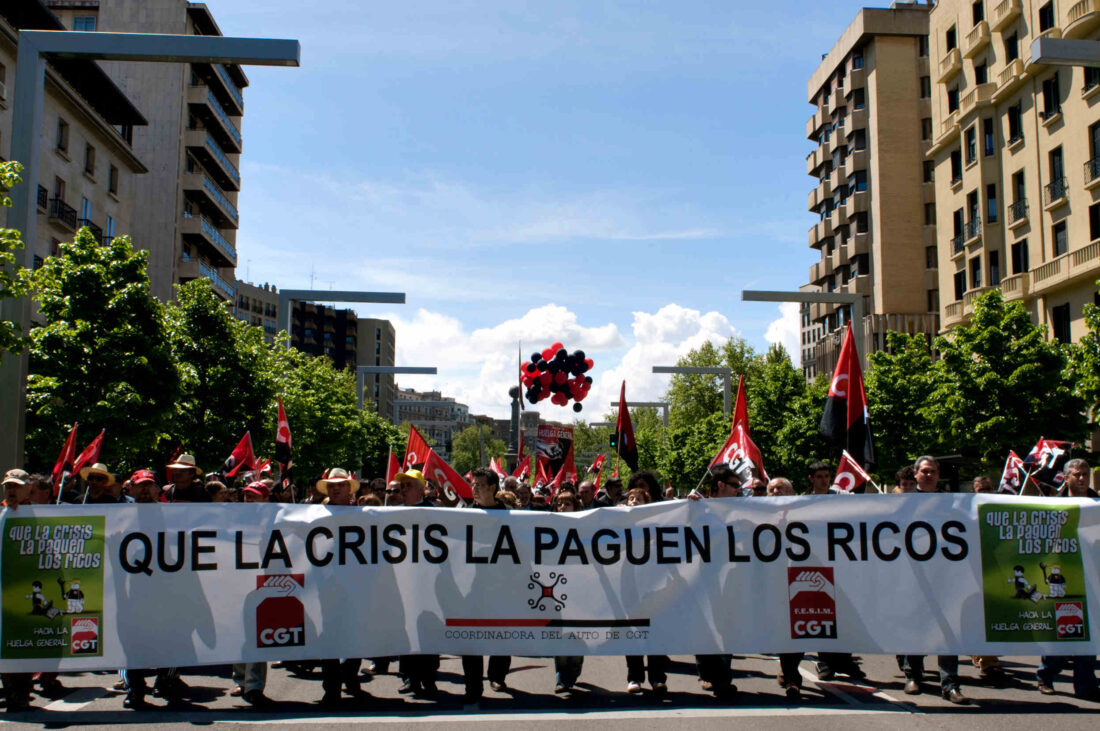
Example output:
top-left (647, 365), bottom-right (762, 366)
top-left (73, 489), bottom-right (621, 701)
top-left (764, 302), bottom-right (801, 366)
top-left (380, 303), bottom-right (738, 420)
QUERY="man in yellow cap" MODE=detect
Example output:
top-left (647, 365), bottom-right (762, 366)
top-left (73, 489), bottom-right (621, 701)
top-left (393, 469), bottom-right (440, 699)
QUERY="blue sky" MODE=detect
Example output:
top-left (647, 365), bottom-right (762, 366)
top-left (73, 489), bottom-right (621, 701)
top-left (212, 0), bottom-right (874, 417)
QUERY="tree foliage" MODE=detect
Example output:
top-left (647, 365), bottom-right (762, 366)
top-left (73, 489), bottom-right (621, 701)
top-left (666, 338), bottom-right (763, 431)
top-left (25, 230), bottom-right (181, 471)
top-left (0, 161), bottom-right (29, 361)
top-left (1068, 280), bottom-right (1100, 427)
top-left (450, 424), bottom-right (506, 475)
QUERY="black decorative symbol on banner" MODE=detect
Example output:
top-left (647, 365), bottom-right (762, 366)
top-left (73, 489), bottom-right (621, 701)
top-left (528, 572), bottom-right (567, 611)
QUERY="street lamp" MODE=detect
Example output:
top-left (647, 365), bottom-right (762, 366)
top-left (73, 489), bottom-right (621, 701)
top-left (608, 401), bottom-right (670, 431)
top-left (0, 29), bottom-right (300, 468)
top-left (355, 366), bottom-right (437, 411)
top-left (652, 365), bottom-right (731, 415)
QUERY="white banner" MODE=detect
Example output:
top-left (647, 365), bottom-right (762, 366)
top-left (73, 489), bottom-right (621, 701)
top-left (2, 494), bottom-right (1098, 672)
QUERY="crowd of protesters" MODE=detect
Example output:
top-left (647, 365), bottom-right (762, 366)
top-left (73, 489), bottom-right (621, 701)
top-left (1, 452), bottom-right (1097, 712)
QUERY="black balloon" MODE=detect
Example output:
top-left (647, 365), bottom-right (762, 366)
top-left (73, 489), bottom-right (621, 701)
top-left (574, 350), bottom-right (585, 360)
top-left (531, 352), bottom-right (543, 363)
top-left (573, 403), bottom-right (583, 412)
top-left (556, 348), bottom-right (567, 360)
top-left (585, 376), bottom-right (593, 384)
top-left (525, 362), bottom-right (537, 373)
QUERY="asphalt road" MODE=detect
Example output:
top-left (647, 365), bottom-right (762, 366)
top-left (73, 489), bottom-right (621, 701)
top-left (2, 652), bottom-right (1098, 729)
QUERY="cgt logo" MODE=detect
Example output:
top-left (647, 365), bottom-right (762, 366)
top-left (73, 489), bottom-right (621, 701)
top-left (256, 574), bottom-right (306, 649)
top-left (1055, 601), bottom-right (1086, 640)
top-left (788, 567), bottom-right (838, 639)
top-left (70, 617), bottom-right (99, 655)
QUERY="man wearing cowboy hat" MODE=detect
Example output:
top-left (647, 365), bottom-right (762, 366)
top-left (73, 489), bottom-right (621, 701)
top-left (164, 455), bottom-right (206, 503)
top-left (393, 469), bottom-right (440, 699)
top-left (80, 463), bottom-right (122, 504)
top-left (315, 468), bottom-right (370, 707)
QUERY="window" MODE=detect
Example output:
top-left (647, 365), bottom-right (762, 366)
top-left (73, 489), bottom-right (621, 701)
top-left (853, 212), bottom-right (869, 234)
top-left (1050, 145), bottom-right (1065, 185)
top-left (921, 117), bottom-right (933, 140)
top-left (923, 160), bottom-right (934, 183)
top-left (1005, 33), bottom-right (1019, 62)
top-left (946, 25), bottom-right (957, 52)
top-left (848, 170), bottom-right (867, 194)
top-left (852, 53), bottom-right (864, 69)
top-left (918, 36), bottom-right (929, 58)
top-left (108, 164), bottom-right (119, 195)
top-left (954, 271), bottom-right (966, 300)
top-left (1051, 303), bottom-right (1071, 344)
top-left (1086, 67), bottom-right (1100, 92)
top-left (967, 190), bottom-right (980, 229)
top-left (950, 148), bottom-right (962, 183)
top-left (982, 118), bottom-right (995, 156)
top-left (970, 257), bottom-right (982, 289)
top-left (106, 216), bottom-right (115, 239)
top-left (972, 0), bottom-right (984, 24)
top-left (926, 246), bottom-right (938, 268)
top-left (989, 251), bottom-right (1001, 285)
top-left (965, 125), bottom-right (977, 163)
top-left (1053, 221), bottom-right (1068, 256)
top-left (80, 197), bottom-right (91, 220)
top-left (924, 202), bottom-right (937, 225)
top-left (1093, 202), bottom-right (1100, 242)
top-left (953, 208), bottom-right (965, 238)
top-left (928, 289), bottom-right (940, 313)
top-left (1011, 240), bottom-right (1029, 273)
top-left (852, 129), bottom-right (867, 150)
top-left (1039, 2), bottom-right (1055, 33)
top-left (375, 342), bottom-right (381, 354)
top-left (1007, 103), bottom-right (1022, 143)
top-left (975, 62), bottom-right (988, 85)
top-left (987, 183), bottom-right (998, 223)
top-left (83, 144), bottom-right (95, 176)
top-left (1013, 170), bottom-right (1026, 202)
top-left (1041, 73), bottom-right (1061, 118)
top-left (852, 88), bottom-right (866, 109)
top-left (920, 76), bottom-right (931, 98)
top-left (56, 118), bottom-right (69, 152)
top-left (0, 62), bottom-right (6, 100)
top-left (52, 176), bottom-right (65, 200)
top-left (948, 86), bottom-right (960, 112)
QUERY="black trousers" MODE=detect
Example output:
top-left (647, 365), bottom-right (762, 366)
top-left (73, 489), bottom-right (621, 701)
top-left (461, 655), bottom-right (511, 698)
top-left (626, 655), bottom-right (669, 685)
top-left (779, 653), bottom-right (804, 687)
top-left (695, 654), bottom-right (732, 687)
top-left (399, 654), bottom-right (440, 686)
top-left (321, 658), bottom-right (361, 696)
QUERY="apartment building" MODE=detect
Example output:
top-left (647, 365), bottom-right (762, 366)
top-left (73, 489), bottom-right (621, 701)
top-left (0, 0), bottom-right (146, 277)
top-left (357, 318), bottom-right (396, 418)
top-left (801, 2), bottom-right (941, 381)
top-left (234, 281), bottom-right (279, 341)
top-left (291, 302), bottom-right (358, 370)
top-left (47, 0), bottom-right (246, 303)
top-left (929, 0), bottom-right (1100, 342)
top-left (395, 387), bottom-right (473, 460)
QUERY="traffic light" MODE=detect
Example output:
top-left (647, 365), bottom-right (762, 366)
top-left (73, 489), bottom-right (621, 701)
top-left (609, 432), bottom-right (618, 449)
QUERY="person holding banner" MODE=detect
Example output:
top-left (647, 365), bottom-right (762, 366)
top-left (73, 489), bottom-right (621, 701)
top-left (551, 492), bottom-right (585, 693)
top-left (461, 468), bottom-right (512, 707)
top-left (163, 454), bottom-right (206, 503)
top-left (314, 469), bottom-right (370, 708)
top-left (1035, 459), bottom-right (1099, 700)
top-left (623, 471), bottom-right (672, 696)
top-left (394, 469), bottom-right (441, 699)
top-left (229, 482), bottom-right (275, 708)
top-left (896, 456), bottom-right (968, 705)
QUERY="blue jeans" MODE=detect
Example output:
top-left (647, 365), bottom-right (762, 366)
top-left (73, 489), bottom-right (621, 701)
top-left (554, 656), bottom-right (583, 687)
top-left (1037, 655), bottom-right (1098, 698)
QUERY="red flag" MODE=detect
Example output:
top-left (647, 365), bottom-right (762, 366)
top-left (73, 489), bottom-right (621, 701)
top-left (72, 429), bottom-right (105, 478)
top-left (253, 458), bottom-right (272, 475)
top-left (562, 442), bottom-right (577, 483)
top-left (424, 449), bottom-right (473, 500)
top-left (403, 426), bottom-right (430, 469)
top-left (224, 432), bottom-right (255, 477)
top-left (831, 450), bottom-right (874, 493)
top-left (275, 398), bottom-right (292, 471)
top-left (999, 450), bottom-right (1028, 494)
top-left (615, 381), bottom-right (638, 471)
top-left (535, 458), bottom-right (550, 486)
top-left (819, 322), bottom-right (875, 467)
top-left (511, 453), bottom-right (530, 479)
top-left (386, 449), bottom-right (401, 483)
top-left (732, 374), bottom-right (749, 436)
top-left (589, 454), bottom-right (606, 487)
top-left (51, 424), bottom-right (79, 497)
top-left (489, 457), bottom-right (506, 478)
top-left (708, 424), bottom-right (768, 484)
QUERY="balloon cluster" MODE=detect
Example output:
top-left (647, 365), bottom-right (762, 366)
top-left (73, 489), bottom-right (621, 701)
top-left (521, 342), bottom-right (594, 412)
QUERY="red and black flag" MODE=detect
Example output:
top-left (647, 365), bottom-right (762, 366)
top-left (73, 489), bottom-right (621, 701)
top-left (51, 423), bottom-right (79, 498)
top-left (1022, 437), bottom-right (1075, 493)
top-left (275, 398), bottom-right (292, 472)
top-left (223, 432), bottom-right (256, 477)
top-left (820, 322), bottom-right (874, 468)
top-left (403, 425), bottom-right (430, 469)
top-left (424, 448), bottom-right (474, 501)
top-left (708, 424), bottom-right (768, 484)
top-left (615, 381), bottom-right (638, 471)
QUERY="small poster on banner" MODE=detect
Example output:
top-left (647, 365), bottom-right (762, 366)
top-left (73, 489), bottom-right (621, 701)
top-left (978, 503), bottom-right (1089, 643)
top-left (1, 516), bottom-right (106, 659)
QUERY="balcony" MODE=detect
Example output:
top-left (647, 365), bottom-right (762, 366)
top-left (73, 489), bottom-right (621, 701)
top-left (809, 218), bottom-right (833, 249)
top-left (848, 105), bottom-right (868, 131)
top-left (993, 58), bottom-right (1026, 102)
top-left (193, 62), bottom-right (245, 116)
top-left (831, 202), bottom-right (849, 227)
top-left (1086, 157), bottom-right (1100, 190)
top-left (1043, 177), bottom-right (1069, 210)
top-left (1065, 0), bottom-right (1100, 39)
top-left (48, 198), bottom-right (77, 230)
top-left (849, 148), bottom-right (869, 172)
top-left (1030, 241), bottom-right (1100, 295)
top-left (36, 185), bottom-right (48, 210)
top-left (959, 82), bottom-right (995, 118)
top-left (808, 178), bottom-right (831, 212)
top-left (850, 190), bottom-right (870, 214)
top-left (806, 146), bottom-right (826, 176)
top-left (938, 47), bottom-right (962, 84)
top-left (1007, 198), bottom-right (1029, 228)
top-left (964, 21), bottom-right (991, 59)
top-left (964, 216), bottom-right (982, 245)
top-left (963, 286), bottom-right (993, 311)
top-left (181, 212), bottom-right (237, 267)
top-left (178, 256), bottom-right (235, 300)
top-left (184, 129), bottom-right (240, 191)
top-left (1000, 272), bottom-right (1030, 301)
top-left (940, 108), bottom-right (960, 138)
top-left (944, 300), bottom-right (965, 327)
top-left (200, 259), bottom-right (235, 300)
top-left (992, 0), bottom-right (1022, 32)
top-left (951, 232), bottom-right (967, 256)
top-left (842, 274), bottom-right (872, 297)
top-left (187, 85), bottom-right (242, 154)
top-left (851, 232), bottom-right (870, 256)
top-left (76, 218), bottom-right (104, 243)
top-left (182, 172), bottom-right (239, 228)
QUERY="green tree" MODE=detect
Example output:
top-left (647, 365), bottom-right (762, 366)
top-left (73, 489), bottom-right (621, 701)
top-left (665, 338), bottom-right (763, 431)
top-left (1067, 280), bottom-right (1100, 427)
top-left (773, 374), bottom-right (833, 491)
top-left (450, 424), bottom-right (506, 475)
top-left (25, 230), bottom-right (181, 471)
top-left (0, 161), bottom-right (29, 361)
top-left (163, 278), bottom-right (277, 468)
top-left (745, 344), bottom-right (806, 480)
top-left (660, 411), bottom-right (727, 493)
top-left (929, 290), bottom-right (1087, 469)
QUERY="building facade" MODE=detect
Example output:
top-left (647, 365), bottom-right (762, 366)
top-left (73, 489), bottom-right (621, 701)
top-left (801, 2), bottom-right (941, 381)
top-left (395, 387), bottom-right (473, 461)
top-left (0, 0), bottom-right (146, 279)
top-left (50, 0), bottom-right (246, 303)
top-left (929, 0), bottom-right (1100, 342)
top-left (234, 281), bottom-right (279, 341)
top-left (357, 318), bottom-right (396, 418)
top-left (291, 302), bottom-right (358, 370)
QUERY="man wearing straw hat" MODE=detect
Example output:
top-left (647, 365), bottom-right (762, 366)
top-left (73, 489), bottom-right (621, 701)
top-left (315, 468), bottom-right (370, 707)
top-left (79, 463), bottom-right (121, 504)
top-left (393, 468), bottom-right (440, 699)
top-left (163, 454), bottom-right (206, 503)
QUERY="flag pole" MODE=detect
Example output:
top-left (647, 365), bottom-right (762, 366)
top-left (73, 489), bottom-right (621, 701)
top-left (1017, 465), bottom-right (1039, 496)
top-left (55, 473), bottom-right (67, 505)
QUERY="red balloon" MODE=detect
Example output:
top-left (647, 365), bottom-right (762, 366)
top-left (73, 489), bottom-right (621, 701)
top-left (576, 391), bottom-right (587, 401)
top-left (553, 371), bottom-right (568, 385)
top-left (539, 373), bottom-right (552, 388)
top-left (584, 358), bottom-right (594, 369)
top-left (542, 348), bottom-right (554, 361)
top-left (538, 390), bottom-right (550, 401)
top-left (550, 342), bottom-right (564, 353)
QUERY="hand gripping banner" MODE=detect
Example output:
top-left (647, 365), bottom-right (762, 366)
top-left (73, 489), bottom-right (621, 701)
top-left (1, 494), bottom-right (1098, 672)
